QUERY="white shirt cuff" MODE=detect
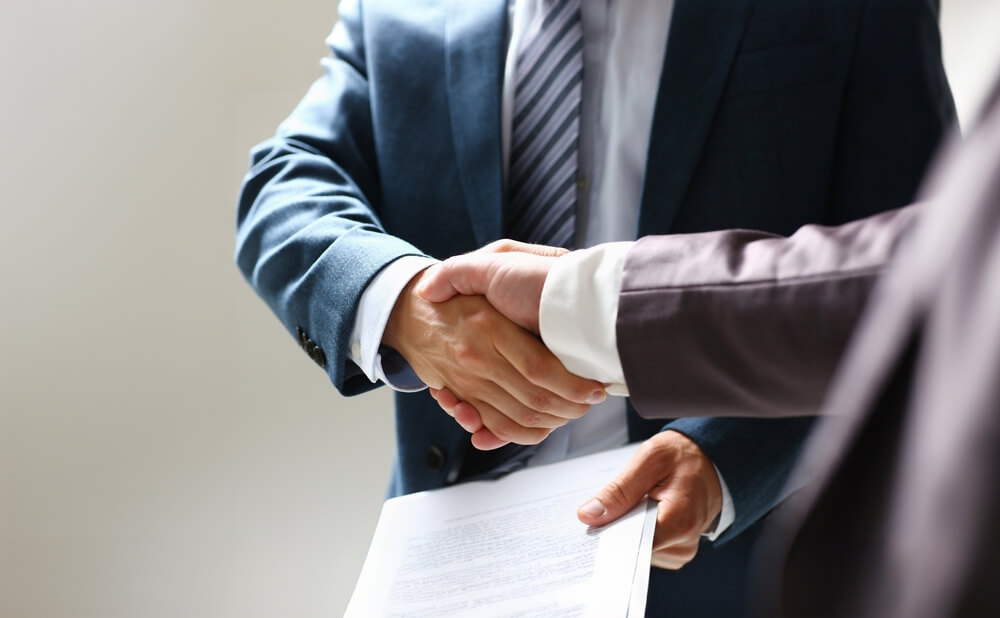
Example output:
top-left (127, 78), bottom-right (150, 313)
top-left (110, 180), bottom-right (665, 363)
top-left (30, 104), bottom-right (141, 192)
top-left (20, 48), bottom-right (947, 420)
top-left (348, 255), bottom-right (438, 392)
top-left (703, 465), bottom-right (735, 541)
top-left (538, 242), bottom-right (633, 396)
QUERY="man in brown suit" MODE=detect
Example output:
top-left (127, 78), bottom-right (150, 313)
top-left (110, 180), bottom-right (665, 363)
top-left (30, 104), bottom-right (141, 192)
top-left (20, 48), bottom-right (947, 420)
top-left (417, 74), bottom-right (1000, 616)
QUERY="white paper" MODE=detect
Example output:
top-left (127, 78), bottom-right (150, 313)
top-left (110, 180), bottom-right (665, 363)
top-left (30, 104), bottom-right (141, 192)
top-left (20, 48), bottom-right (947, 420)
top-left (346, 444), bottom-right (654, 617)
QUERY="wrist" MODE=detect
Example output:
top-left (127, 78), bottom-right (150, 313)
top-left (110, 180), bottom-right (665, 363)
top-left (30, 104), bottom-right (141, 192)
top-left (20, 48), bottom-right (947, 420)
top-left (383, 271), bottom-right (423, 356)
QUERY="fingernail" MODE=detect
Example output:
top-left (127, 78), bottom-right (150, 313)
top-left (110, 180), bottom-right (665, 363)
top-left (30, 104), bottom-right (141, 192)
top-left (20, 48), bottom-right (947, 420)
top-left (580, 498), bottom-right (606, 518)
top-left (586, 390), bottom-right (606, 404)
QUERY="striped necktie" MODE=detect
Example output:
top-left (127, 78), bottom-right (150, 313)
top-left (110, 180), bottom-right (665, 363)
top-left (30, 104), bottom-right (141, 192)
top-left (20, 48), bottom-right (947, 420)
top-left (507, 0), bottom-right (584, 249)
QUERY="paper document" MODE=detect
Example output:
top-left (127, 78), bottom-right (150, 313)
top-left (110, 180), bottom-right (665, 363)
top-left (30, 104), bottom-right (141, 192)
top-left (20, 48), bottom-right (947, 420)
top-left (346, 444), bottom-right (656, 617)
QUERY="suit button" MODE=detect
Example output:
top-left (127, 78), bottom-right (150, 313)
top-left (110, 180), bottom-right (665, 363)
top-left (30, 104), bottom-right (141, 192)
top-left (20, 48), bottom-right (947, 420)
top-left (311, 347), bottom-right (327, 369)
top-left (296, 326), bottom-right (308, 348)
top-left (426, 446), bottom-right (445, 472)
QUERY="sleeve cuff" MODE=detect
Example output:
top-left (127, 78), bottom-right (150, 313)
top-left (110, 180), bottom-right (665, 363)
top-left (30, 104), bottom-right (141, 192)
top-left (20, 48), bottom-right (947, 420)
top-left (702, 464), bottom-right (735, 541)
top-left (348, 255), bottom-right (438, 391)
top-left (538, 242), bottom-right (633, 395)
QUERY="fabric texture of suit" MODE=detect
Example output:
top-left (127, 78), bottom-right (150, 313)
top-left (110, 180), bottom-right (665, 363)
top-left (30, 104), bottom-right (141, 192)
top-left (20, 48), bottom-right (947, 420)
top-left (236, 0), bottom-right (954, 613)
top-left (617, 205), bottom-right (920, 419)
top-left (614, 78), bottom-right (1000, 617)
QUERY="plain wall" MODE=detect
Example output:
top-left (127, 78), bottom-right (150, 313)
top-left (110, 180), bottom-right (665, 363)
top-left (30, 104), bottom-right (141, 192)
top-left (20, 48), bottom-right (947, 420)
top-left (1, 1), bottom-right (999, 617)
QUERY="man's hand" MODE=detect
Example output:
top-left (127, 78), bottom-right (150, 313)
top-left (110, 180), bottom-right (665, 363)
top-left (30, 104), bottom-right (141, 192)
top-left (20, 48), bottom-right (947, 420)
top-left (416, 239), bottom-right (565, 334)
top-left (384, 268), bottom-right (606, 450)
top-left (577, 431), bottom-right (723, 570)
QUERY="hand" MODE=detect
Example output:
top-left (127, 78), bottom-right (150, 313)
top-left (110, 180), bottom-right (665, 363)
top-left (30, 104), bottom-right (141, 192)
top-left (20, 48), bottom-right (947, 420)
top-left (384, 268), bottom-right (606, 450)
top-left (577, 431), bottom-right (723, 570)
top-left (416, 239), bottom-right (566, 334)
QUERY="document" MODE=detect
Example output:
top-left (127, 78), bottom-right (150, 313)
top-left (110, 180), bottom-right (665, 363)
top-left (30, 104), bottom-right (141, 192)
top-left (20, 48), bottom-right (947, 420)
top-left (346, 444), bottom-right (656, 617)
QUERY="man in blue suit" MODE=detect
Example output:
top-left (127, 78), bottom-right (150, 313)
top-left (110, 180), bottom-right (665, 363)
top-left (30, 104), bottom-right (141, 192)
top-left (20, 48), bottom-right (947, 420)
top-left (236, 0), bottom-right (954, 614)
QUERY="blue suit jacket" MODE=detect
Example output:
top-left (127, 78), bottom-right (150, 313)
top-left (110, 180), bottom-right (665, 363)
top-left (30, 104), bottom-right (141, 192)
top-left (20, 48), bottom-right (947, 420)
top-left (237, 0), bottom-right (953, 613)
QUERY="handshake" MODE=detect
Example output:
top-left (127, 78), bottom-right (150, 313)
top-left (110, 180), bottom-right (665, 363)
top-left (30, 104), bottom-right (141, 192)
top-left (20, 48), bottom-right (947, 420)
top-left (383, 239), bottom-right (607, 451)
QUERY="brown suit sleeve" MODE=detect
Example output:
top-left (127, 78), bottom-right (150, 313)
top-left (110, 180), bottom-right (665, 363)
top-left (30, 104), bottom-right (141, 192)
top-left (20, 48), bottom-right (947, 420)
top-left (616, 205), bottom-right (919, 419)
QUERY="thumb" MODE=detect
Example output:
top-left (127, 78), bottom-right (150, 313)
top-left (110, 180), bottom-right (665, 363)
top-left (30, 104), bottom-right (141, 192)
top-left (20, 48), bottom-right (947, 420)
top-left (414, 262), bottom-right (459, 303)
top-left (415, 257), bottom-right (491, 303)
top-left (578, 453), bottom-right (661, 527)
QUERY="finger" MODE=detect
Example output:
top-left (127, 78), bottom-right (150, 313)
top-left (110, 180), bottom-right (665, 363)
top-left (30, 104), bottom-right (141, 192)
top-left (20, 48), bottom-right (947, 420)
top-left (431, 387), bottom-right (485, 434)
top-left (428, 388), bottom-right (455, 419)
top-left (435, 382), bottom-right (538, 447)
top-left (651, 490), bottom-right (704, 552)
top-left (494, 329), bottom-right (606, 408)
top-left (451, 325), bottom-right (592, 423)
top-left (469, 397), bottom-right (555, 446)
top-left (466, 378), bottom-right (571, 431)
top-left (577, 441), bottom-right (675, 527)
top-left (453, 400), bottom-right (485, 434)
top-left (467, 358), bottom-right (587, 425)
top-left (483, 239), bottom-right (570, 257)
top-left (429, 387), bottom-right (459, 411)
top-left (470, 427), bottom-right (510, 450)
top-left (650, 539), bottom-right (701, 570)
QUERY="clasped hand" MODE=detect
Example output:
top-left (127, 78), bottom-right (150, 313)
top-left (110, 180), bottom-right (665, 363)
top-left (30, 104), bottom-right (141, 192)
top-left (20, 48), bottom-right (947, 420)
top-left (383, 240), bottom-right (606, 450)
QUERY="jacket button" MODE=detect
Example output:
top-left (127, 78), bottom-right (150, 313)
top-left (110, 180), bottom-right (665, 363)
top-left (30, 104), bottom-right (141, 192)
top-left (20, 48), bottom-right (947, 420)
top-left (296, 326), bottom-right (308, 348)
top-left (311, 347), bottom-right (327, 369)
top-left (426, 446), bottom-right (445, 472)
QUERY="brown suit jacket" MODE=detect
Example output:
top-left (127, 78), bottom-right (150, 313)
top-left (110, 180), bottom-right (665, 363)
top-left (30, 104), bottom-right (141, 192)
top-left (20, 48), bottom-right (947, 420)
top-left (616, 80), bottom-right (1000, 616)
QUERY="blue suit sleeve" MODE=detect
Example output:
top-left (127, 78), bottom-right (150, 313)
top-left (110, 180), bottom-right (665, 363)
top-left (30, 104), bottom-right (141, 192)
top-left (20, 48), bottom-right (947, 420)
top-left (235, 0), bottom-right (426, 396)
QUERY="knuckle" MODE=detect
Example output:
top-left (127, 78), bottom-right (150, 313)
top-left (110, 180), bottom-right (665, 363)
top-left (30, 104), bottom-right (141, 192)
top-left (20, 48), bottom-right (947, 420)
top-left (452, 343), bottom-right (484, 368)
top-left (488, 239), bottom-right (518, 253)
top-left (645, 433), bottom-right (680, 462)
top-left (520, 409), bottom-right (545, 428)
top-left (439, 257), bottom-right (462, 276)
top-left (527, 391), bottom-right (554, 414)
top-left (635, 440), bottom-right (659, 463)
top-left (466, 305), bottom-right (497, 330)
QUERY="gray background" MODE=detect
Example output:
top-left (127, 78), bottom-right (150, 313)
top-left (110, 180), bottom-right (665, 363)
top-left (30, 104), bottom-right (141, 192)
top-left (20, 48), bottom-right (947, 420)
top-left (2, 1), bottom-right (999, 616)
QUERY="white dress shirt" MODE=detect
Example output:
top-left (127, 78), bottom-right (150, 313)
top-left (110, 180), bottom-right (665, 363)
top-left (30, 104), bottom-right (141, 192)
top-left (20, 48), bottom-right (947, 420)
top-left (347, 0), bottom-right (733, 539)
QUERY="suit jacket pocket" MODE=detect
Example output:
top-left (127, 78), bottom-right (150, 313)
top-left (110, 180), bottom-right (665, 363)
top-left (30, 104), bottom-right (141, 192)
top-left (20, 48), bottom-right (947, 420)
top-left (724, 42), bottom-right (834, 98)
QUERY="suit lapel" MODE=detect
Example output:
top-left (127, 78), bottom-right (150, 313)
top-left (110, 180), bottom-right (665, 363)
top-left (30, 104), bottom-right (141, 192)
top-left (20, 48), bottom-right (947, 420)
top-left (638, 0), bottom-right (756, 234)
top-left (444, 0), bottom-right (508, 247)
